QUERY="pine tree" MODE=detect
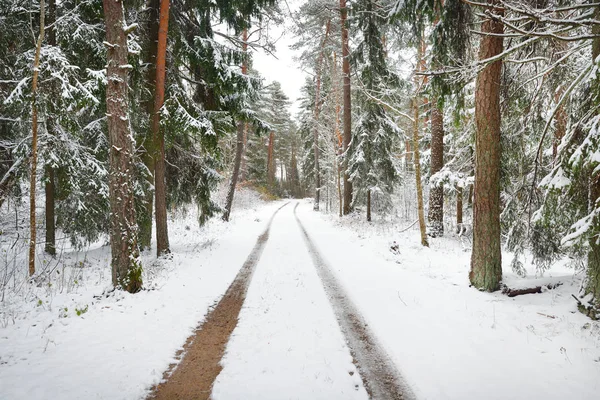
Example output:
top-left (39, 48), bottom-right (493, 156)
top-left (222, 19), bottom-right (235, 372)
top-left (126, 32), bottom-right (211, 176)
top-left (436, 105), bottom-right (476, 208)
top-left (29, 0), bottom-right (45, 276)
top-left (340, 0), bottom-right (353, 215)
top-left (103, 0), bottom-right (142, 292)
top-left (153, 0), bottom-right (171, 256)
top-left (349, 0), bottom-right (401, 221)
top-left (469, 0), bottom-right (503, 291)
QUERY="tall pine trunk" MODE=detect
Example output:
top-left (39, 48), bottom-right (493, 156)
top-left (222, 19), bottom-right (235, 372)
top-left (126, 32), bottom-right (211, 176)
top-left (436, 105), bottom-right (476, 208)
top-left (340, 0), bottom-right (352, 215)
top-left (29, 0), bottom-right (45, 276)
top-left (313, 21), bottom-right (331, 211)
top-left (138, 0), bottom-right (160, 250)
top-left (222, 122), bottom-right (245, 221)
top-left (44, 0), bottom-right (56, 256)
top-left (584, 7), bottom-right (600, 316)
top-left (104, 0), bottom-right (142, 292)
top-left (427, 2), bottom-right (445, 237)
top-left (469, 0), bottom-right (503, 291)
top-left (428, 101), bottom-right (444, 236)
top-left (153, 0), bottom-right (170, 256)
top-left (413, 99), bottom-right (429, 247)
top-left (223, 29), bottom-right (248, 221)
top-left (413, 37), bottom-right (429, 247)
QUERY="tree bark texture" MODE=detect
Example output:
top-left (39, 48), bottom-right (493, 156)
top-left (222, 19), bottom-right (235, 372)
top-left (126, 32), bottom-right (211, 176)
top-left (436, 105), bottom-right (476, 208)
top-left (313, 20), bottom-right (331, 211)
top-left (138, 0), bottom-right (160, 250)
top-left (469, 0), bottom-right (503, 292)
top-left (413, 40), bottom-right (429, 248)
top-left (413, 97), bottom-right (429, 247)
top-left (153, 0), bottom-right (170, 256)
top-left (428, 101), bottom-right (444, 236)
top-left (104, 0), bottom-right (142, 292)
top-left (584, 7), bottom-right (600, 315)
top-left (222, 29), bottom-right (248, 222)
top-left (332, 51), bottom-right (343, 217)
top-left (29, 0), bottom-right (45, 276)
top-left (45, 0), bottom-right (56, 256)
top-left (223, 122), bottom-right (245, 221)
top-left (340, 0), bottom-right (352, 215)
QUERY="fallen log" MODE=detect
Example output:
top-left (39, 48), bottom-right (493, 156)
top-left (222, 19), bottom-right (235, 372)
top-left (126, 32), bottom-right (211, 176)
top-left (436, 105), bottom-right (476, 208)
top-left (502, 282), bottom-right (562, 297)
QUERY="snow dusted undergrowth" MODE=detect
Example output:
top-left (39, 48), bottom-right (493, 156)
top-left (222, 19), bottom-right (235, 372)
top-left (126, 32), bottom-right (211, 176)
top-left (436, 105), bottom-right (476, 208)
top-left (295, 201), bottom-right (600, 399)
top-left (1, 192), bottom-right (599, 399)
top-left (0, 188), bottom-right (284, 400)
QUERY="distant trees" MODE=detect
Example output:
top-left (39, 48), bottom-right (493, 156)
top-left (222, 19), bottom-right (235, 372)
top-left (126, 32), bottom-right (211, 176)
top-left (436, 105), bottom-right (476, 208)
top-left (6, 0), bottom-right (600, 319)
top-left (244, 82), bottom-right (302, 197)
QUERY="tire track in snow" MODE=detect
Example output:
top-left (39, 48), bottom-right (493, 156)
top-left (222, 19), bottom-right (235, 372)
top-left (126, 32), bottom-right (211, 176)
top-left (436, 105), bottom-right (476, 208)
top-left (294, 202), bottom-right (415, 400)
top-left (148, 201), bottom-right (289, 400)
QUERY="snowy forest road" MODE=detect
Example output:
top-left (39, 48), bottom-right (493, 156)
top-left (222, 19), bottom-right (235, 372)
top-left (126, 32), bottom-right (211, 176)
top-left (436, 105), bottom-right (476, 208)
top-left (150, 201), bottom-right (412, 400)
top-left (149, 202), bottom-right (289, 400)
top-left (294, 204), bottom-right (414, 400)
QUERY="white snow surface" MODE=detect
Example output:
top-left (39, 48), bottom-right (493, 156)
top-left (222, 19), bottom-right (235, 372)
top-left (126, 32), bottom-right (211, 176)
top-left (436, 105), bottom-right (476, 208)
top-left (1, 195), bottom-right (600, 399)
top-left (294, 201), bottom-right (600, 400)
top-left (0, 189), bottom-right (285, 400)
top-left (212, 204), bottom-right (368, 400)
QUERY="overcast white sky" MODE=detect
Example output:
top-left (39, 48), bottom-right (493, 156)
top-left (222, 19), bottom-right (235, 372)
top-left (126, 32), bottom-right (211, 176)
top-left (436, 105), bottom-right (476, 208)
top-left (252, 1), bottom-right (306, 119)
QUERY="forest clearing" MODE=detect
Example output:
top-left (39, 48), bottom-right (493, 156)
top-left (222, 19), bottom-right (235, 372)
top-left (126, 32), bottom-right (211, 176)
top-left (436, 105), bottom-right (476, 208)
top-left (2, 0), bottom-right (600, 398)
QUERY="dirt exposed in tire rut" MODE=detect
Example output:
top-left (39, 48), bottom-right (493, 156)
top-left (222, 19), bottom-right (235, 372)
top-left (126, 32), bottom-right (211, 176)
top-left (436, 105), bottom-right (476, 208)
top-left (294, 203), bottom-right (415, 400)
top-left (148, 203), bottom-right (288, 400)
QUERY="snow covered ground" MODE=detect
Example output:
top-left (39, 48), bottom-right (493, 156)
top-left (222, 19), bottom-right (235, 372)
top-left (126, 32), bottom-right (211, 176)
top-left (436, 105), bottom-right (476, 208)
top-left (0, 189), bottom-right (285, 400)
top-left (1, 193), bottom-right (600, 399)
top-left (212, 203), bottom-right (368, 400)
top-left (295, 201), bottom-right (600, 399)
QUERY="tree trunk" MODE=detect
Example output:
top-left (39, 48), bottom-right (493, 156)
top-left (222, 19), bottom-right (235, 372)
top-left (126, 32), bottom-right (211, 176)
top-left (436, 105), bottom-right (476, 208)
top-left (456, 184), bottom-right (463, 233)
top-left (428, 101), bottom-right (444, 236)
top-left (469, 0), bottom-right (503, 292)
top-left (367, 189), bottom-right (371, 222)
top-left (29, 0), bottom-right (45, 276)
top-left (222, 29), bottom-right (248, 222)
top-left (138, 0), bottom-right (160, 250)
top-left (412, 38), bottom-right (429, 248)
top-left (332, 50), bottom-right (343, 217)
top-left (153, 0), bottom-right (170, 256)
top-left (44, 165), bottom-right (55, 255)
top-left (45, 0), bottom-right (56, 256)
top-left (313, 21), bottom-right (331, 211)
top-left (412, 97), bottom-right (429, 247)
top-left (267, 131), bottom-right (275, 187)
top-left (584, 7), bottom-right (600, 316)
top-left (427, 2), bottom-right (444, 237)
top-left (223, 123), bottom-right (244, 221)
top-left (104, 0), bottom-right (142, 292)
top-left (551, 22), bottom-right (568, 162)
top-left (340, 0), bottom-right (352, 215)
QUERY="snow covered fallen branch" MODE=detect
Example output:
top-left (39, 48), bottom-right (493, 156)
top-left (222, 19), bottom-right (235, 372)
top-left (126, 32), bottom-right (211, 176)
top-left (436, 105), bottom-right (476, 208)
top-left (501, 282), bottom-right (562, 297)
